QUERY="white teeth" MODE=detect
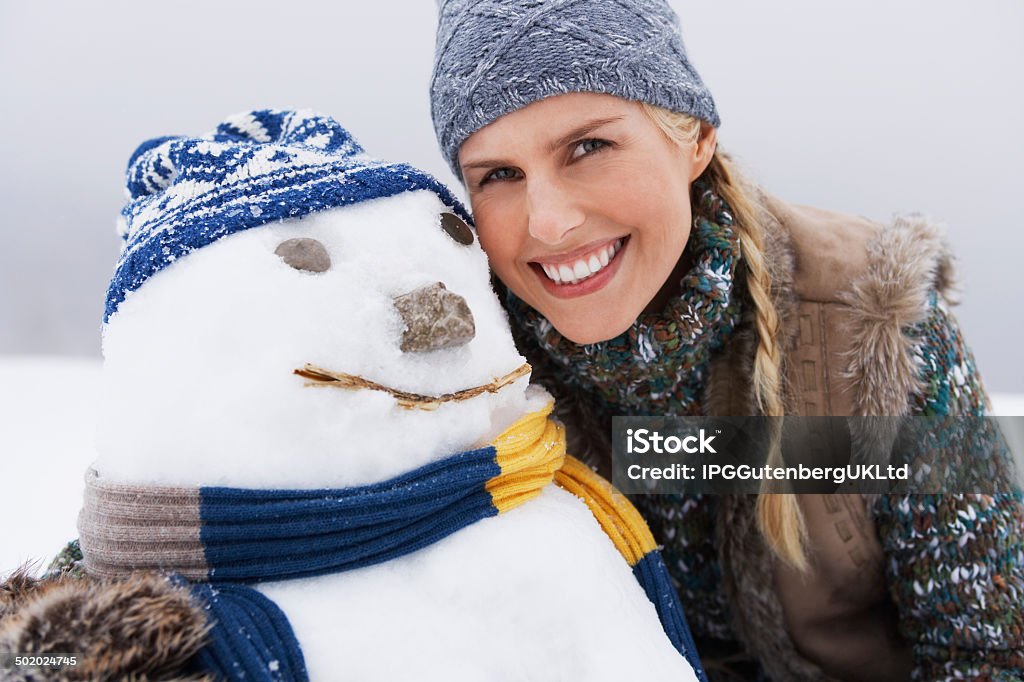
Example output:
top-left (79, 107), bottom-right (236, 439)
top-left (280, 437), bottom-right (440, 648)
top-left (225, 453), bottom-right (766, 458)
top-left (539, 238), bottom-right (623, 285)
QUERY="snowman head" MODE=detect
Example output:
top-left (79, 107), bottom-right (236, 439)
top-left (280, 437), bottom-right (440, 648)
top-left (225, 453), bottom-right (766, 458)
top-left (98, 110), bottom-right (537, 489)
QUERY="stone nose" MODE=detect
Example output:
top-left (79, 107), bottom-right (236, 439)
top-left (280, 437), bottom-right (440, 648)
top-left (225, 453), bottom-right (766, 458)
top-left (393, 282), bottom-right (476, 353)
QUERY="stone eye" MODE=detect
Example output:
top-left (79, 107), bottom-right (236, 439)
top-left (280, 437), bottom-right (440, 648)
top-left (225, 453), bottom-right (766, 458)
top-left (440, 212), bottom-right (474, 246)
top-left (275, 238), bottom-right (331, 273)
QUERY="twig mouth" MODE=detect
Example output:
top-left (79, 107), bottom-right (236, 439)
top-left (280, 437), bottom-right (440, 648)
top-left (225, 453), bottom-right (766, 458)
top-left (294, 362), bottom-right (532, 411)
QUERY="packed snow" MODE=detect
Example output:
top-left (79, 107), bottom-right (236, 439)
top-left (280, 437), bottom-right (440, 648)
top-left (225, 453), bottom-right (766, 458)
top-left (261, 486), bottom-right (695, 681)
top-left (0, 356), bottom-right (100, 573)
top-left (98, 191), bottom-right (534, 489)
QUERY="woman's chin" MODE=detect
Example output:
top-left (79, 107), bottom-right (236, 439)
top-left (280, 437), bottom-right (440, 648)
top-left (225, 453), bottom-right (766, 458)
top-left (543, 310), bottom-right (636, 346)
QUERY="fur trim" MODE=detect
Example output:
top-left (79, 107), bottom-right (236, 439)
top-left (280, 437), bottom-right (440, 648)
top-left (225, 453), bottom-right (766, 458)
top-left (0, 571), bottom-right (211, 681)
top-left (840, 215), bottom-right (956, 497)
top-left (0, 567), bottom-right (45, 623)
top-left (839, 213), bottom-right (954, 417)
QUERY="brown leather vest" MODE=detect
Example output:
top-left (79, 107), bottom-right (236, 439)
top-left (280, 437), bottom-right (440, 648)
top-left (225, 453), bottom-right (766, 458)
top-left (701, 196), bottom-right (958, 681)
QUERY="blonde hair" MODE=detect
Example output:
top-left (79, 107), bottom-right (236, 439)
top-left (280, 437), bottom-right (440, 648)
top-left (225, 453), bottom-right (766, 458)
top-left (640, 103), bottom-right (809, 572)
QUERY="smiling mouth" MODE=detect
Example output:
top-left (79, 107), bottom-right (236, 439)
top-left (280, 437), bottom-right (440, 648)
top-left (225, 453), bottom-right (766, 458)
top-left (532, 237), bottom-right (626, 285)
top-left (294, 363), bottom-right (531, 411)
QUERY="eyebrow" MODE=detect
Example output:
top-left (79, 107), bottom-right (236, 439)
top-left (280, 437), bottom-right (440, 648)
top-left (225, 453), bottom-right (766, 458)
top-left (548, 116), bottom-right (624, 153)
top-left (460, 115), bottom-right (625, 172)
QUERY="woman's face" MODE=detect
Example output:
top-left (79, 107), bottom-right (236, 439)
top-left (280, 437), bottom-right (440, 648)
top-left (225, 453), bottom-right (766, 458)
top-left (459, 92), bottom-right (715, 345)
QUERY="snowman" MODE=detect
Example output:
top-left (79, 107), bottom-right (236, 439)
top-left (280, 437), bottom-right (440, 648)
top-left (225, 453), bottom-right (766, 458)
top-left (71, 110), bottom-right (704, 681)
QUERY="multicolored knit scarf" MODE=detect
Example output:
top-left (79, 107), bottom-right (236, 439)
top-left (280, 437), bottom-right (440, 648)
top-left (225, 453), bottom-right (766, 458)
top-left (78, 404), bottom-right (706, 682)
top-left (507, 185), bottom-right (743, 417)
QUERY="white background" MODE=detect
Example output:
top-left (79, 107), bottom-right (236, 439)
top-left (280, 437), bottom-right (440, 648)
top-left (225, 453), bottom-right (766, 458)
top-left (1, 0), bottom-right (1021, 389)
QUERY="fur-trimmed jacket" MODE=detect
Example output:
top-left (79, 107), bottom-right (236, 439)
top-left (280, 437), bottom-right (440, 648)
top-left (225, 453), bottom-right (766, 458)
top-left (518, 192), bottom-right (1024, 681)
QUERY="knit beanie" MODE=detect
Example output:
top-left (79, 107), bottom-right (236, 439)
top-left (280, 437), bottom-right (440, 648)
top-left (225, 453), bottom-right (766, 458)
top-left (431, 0), bottom-right (720, 177)
top-left (107, 109), bottom-right (470, 322)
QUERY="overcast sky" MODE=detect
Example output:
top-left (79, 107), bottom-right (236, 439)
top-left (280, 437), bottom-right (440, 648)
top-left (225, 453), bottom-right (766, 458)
top-left (1, 0), bottom-right (1021, 391)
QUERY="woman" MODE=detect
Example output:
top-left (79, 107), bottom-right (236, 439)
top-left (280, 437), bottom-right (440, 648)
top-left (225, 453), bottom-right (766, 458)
top-left (430, 1), bottom-right (1024, 680)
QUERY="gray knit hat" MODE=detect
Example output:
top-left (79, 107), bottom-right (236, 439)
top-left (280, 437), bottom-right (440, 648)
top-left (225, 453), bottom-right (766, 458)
top-left (431, 0), bottom-right (720, 178)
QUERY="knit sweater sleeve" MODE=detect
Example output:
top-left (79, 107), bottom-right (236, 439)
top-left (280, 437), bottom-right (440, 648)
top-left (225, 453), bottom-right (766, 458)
top-left (874, 299), bottom-right (1024, 681)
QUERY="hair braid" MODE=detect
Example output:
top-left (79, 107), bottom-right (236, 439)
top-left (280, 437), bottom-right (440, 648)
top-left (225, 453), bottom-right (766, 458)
top-left (642, 104), bottom-right (809, 571)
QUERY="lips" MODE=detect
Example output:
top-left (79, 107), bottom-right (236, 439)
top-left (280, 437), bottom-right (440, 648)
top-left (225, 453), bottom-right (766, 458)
top-left (528, 236), bottom-right (628, 300)
top-left (533, 238), bottom-right (624, 285)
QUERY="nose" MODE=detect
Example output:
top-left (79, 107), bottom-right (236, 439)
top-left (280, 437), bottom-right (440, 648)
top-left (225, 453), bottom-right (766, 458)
top-left (393, 282), bottom-right (476, 353)
top-left (525, 178), bottom-right (585, 245)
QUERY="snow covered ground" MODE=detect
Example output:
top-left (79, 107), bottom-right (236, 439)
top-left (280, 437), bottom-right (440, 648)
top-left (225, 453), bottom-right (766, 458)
top-left (1, 356), bottom-right (1021, 579)
top-left (1, 357), bottom-right (102, 576)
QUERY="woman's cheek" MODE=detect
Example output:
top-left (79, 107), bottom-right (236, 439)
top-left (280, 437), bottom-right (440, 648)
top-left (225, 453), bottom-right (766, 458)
top-left (474, 213), bottom-right (520, 280)
top-left (472, 195), bottom-right (525, 260)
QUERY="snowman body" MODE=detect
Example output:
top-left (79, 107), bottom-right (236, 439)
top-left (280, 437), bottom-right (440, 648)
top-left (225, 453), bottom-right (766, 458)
top-left (260, 485), bottom-right (692, 681)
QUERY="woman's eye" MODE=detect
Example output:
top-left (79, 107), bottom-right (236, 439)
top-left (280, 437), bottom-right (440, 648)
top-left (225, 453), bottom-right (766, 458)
top-left (482, 167), bottom-right (520, 184)
top-left (570, 138), bottom-right (609, 160)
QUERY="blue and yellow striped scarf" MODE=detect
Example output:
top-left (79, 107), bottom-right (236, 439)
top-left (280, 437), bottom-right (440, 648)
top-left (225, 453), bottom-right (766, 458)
top-left (79, 404), bottom-right (705, 681)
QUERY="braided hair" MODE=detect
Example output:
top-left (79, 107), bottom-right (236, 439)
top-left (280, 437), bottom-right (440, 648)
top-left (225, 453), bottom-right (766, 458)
top-left (641, 103), bottom-right (809, 571)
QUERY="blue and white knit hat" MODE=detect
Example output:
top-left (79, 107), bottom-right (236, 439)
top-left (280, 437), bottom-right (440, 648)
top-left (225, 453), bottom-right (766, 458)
top-left (107, 109), bottom-right (470, 322)
top-left (430, 0), bottom-right (720, 177)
